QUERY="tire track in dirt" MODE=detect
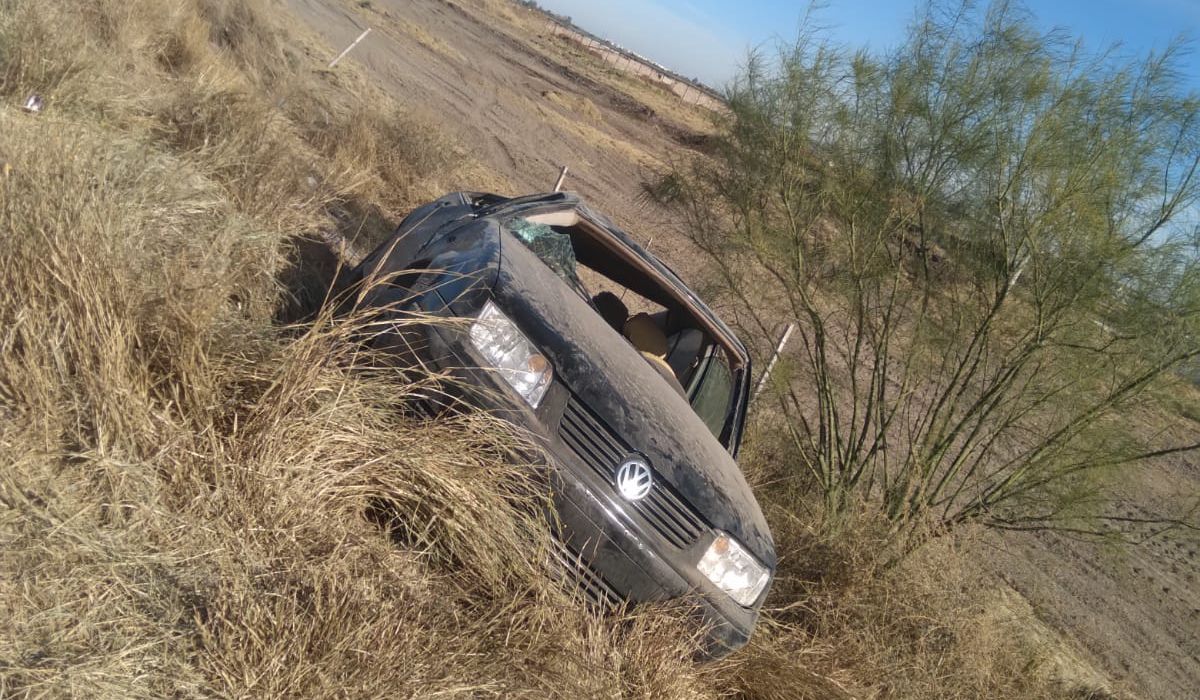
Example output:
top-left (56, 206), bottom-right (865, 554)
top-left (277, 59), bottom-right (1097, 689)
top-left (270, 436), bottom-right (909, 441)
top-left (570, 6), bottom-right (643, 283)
top-left (285, 0), bottom-right (691, 232)
top-left (976, 465), bottom-right (1200, 700)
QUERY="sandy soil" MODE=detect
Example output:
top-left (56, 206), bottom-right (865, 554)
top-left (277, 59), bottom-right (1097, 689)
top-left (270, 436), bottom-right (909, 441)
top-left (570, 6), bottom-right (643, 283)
top-left (283, 1), bottom-right (1199, 697)
top-left (284, 0), bottom-right (703, 238)
top-left (973, 452), bottom-right (1200, 699)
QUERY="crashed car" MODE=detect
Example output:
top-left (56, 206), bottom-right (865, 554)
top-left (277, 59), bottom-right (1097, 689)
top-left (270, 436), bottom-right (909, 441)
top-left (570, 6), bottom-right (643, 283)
top-left (346, 191), bottom-right (775, 656)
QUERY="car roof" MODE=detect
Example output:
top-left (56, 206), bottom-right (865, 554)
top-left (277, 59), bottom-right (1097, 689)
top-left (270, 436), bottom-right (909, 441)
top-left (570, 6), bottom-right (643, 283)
top-left (477, 192), bottom-right (750, 367)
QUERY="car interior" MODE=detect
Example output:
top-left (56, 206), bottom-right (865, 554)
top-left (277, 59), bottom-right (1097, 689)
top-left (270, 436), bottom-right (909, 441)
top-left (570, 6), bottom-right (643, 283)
top-left (509, 211), bottom-right (740, 442)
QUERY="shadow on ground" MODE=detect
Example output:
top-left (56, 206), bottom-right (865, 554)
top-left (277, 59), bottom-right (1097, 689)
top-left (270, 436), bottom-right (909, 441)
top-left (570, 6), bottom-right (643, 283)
top-left (275, 200), bottom-right (398, 324)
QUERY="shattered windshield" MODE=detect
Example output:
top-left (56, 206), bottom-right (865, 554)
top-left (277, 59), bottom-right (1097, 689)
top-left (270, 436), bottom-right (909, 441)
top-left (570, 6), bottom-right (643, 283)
top-left (506, 218), bottom-right (590, 299)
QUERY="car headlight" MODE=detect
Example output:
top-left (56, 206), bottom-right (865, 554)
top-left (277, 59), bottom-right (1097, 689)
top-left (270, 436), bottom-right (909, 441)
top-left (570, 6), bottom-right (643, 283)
top-left (468, 300), bottom-right (553, 408)
top-left (697, 532), bottom-right (769, 606)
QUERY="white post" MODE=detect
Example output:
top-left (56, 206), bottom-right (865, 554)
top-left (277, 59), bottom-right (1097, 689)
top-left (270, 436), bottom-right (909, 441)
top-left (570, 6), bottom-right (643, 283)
top-left (327, 28), bottom-right (372, 69)
top-left (553, 165), bottom-right (569, 192)
top-left (753, 323), bottom-right (796, 402)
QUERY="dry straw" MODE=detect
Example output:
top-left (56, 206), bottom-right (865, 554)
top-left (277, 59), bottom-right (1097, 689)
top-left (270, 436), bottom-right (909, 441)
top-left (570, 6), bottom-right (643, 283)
top-left (0, 0), bottom-right (1090, 697)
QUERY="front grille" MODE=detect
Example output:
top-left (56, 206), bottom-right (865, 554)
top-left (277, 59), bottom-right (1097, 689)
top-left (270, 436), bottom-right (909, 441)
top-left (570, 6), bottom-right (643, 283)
top-left (548, 538), bottom-right (625, 609)
top-left (557, 396), bottom-right (707, 548)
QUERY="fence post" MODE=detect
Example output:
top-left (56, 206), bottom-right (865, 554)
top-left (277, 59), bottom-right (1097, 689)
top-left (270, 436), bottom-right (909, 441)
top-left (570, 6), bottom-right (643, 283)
top-left (753, 323), bottom-right (796, 402)
top-left (327, 28), bottom-right (372, 69)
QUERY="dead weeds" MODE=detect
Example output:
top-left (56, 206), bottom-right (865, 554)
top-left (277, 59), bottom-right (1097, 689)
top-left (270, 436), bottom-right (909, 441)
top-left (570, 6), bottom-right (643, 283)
top-left (0, 0), bottom-right (1096, 697)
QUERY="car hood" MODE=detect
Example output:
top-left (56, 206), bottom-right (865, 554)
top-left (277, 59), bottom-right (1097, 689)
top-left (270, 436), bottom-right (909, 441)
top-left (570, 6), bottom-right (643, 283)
top-left (493, 234), bottom-right (776, 568)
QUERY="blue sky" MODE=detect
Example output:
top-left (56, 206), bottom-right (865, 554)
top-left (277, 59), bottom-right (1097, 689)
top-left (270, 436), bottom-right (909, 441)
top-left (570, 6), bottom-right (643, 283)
top-left (535, 0), bottom-right (1200, 91)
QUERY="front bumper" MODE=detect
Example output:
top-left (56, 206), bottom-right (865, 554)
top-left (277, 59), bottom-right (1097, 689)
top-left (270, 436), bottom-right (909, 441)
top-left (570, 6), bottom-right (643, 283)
top-left (375, 295), bottom-right (763, 657)
top-left (547, 445), bottom-right (758, 656)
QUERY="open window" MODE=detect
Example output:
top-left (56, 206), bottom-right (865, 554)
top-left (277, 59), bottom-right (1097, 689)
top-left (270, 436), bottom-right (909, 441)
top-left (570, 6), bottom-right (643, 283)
top-left (505, 209), bottom-right (746, 447)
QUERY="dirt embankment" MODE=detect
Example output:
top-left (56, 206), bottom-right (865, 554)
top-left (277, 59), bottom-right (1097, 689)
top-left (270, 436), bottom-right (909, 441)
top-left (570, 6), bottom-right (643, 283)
top-left (284, 0), bottom-right (705, 239)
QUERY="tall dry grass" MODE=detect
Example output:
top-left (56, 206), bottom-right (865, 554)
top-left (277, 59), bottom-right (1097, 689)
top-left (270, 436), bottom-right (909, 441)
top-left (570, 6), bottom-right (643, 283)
top-left (0, 0), bottom-right (1099, 697)
top-left (0, 1), bottom-right (706, 697)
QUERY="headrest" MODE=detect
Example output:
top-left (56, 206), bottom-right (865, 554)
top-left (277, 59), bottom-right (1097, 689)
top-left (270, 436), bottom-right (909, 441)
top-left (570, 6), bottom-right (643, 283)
top-left (624, 313), bottom-right (668, 357)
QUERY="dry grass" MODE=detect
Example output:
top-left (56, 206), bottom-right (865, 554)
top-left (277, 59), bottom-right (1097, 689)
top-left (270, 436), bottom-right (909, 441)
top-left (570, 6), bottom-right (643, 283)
top-left (732, 416), bottom-right (1120, 700)
top-left (0, 0), bottom-right (1093, 697)
top-left (542, 90), bottom-right (605, 123)
top-left (0, 1), bottom-right (703, 697)
top-left (519, 93), bottom-right (663, 170)
top-left (382, 14), bottom-right (468, 64)
top-left (537, 29), bottom-right (720, 136)
top-left (461, 0), bottom-right (520, 25)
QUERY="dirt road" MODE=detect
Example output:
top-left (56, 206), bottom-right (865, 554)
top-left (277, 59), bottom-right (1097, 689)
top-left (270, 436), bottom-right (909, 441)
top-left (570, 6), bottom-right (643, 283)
top-left (975, 455), bottom-right (1200, 700)
top-left (285, 0), bottom-right (701, 237)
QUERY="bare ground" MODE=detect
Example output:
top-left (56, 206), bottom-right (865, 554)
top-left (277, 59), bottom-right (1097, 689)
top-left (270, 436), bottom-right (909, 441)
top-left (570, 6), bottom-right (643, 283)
top-left (283, 0), bottom-right (1200, 697)
top-left (971, 451), bottom-right (1200, 699)
top-left (284, 0), bottom-right (702, 241)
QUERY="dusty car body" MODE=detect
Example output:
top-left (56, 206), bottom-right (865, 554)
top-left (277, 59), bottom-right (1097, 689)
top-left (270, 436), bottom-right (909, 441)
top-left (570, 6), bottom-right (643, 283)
top-left (346, 191), bottom-right (775, 656)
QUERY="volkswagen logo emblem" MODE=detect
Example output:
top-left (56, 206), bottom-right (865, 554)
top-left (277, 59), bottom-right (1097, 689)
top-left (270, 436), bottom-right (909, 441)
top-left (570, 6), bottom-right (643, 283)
top-left (615, 456), bottom-right (653, 502)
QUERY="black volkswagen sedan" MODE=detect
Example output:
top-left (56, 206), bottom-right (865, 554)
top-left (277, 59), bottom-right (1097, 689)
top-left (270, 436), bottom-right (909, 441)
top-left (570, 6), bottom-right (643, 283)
top-left (345, 191), bottom-right (775, 656)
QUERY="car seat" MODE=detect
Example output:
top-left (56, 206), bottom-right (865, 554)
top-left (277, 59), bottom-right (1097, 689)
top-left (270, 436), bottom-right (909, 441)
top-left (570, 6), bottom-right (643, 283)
top-left (664, 328), bottom-right (705, 384)
top-left (623, 313), bottom-right (669, 357)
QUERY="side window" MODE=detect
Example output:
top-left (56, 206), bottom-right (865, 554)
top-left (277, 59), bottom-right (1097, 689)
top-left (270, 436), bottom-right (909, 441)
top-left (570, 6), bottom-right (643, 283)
top-left (686, 347), bottom-right (734, 441)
